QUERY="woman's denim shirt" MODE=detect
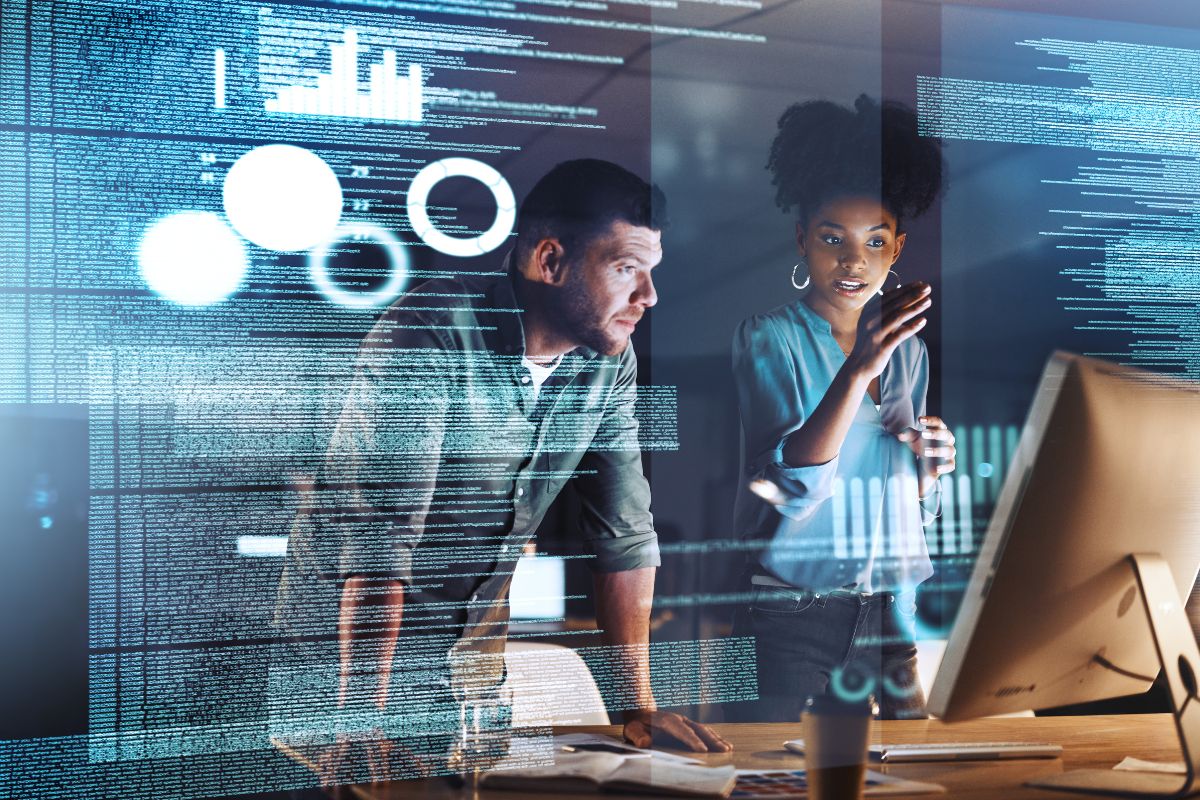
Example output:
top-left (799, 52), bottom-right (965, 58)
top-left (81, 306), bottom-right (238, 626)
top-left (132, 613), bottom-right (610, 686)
top-left (732, 300), bottom-right (938, 593)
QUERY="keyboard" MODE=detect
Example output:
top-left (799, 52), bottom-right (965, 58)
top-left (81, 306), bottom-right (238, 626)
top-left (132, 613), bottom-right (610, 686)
top-left (783, 739), bottom-right (1062, 762)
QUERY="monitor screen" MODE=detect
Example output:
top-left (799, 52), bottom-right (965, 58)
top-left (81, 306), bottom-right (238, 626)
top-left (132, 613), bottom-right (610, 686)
top-left (930, 353), bottom-right (1200, 722)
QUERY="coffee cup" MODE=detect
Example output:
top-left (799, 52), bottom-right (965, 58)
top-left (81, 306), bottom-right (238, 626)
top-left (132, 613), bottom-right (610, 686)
top-left (802, 695), bottom-right (874, 800)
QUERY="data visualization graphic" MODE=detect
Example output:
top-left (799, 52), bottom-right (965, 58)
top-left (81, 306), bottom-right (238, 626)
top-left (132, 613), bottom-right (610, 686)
top-left (264, 28), bottom-right (424, 123)
top-left (0, 0), bottom-right (732, 795)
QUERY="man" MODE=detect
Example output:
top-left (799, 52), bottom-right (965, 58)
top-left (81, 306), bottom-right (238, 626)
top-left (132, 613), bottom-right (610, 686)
top-left (275, 159), bottom-right (728, 777)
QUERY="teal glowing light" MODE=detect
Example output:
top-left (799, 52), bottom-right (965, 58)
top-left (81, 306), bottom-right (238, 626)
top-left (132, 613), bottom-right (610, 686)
top-left (308, 221), bottom-right (409, 308)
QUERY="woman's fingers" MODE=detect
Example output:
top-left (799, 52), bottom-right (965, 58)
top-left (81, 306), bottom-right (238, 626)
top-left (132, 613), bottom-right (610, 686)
top-left (852, 283), bottom-right (932, 374)
top-left (918, 419), bottom-right (955, 454)
top-left (883, 297), bottom-right (926, 335)
top-left (860, 285), bottom-right (925, 332)
top-left (881, 282), bottom-right (930, 314)
top-left (879, 284), bottom-right (931, 332)
top-left (916, 417), bottom-right (957, 476)
top-left (881, 315), bottom-right (927, 350)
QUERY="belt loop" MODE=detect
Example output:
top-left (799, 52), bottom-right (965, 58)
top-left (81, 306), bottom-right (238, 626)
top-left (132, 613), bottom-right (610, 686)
top-left (814, 592), bottom-right (827, 609)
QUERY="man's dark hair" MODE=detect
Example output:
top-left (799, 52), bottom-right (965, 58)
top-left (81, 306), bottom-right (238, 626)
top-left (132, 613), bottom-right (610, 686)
top-left (767, 94), bottom-right (945, 230)
top-left (514, 159), bottom-right (668, 264)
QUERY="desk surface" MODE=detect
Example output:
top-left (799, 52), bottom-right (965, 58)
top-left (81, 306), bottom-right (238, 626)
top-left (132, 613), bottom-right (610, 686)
top-left (343, 714), bottom-right (1182, 800)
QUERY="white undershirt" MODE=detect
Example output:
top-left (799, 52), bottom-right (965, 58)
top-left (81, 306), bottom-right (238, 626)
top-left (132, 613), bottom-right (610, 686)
top-left (521, 355), bottom-right (562, 400)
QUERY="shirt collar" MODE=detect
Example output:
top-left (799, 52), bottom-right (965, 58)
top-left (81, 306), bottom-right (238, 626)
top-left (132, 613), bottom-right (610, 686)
top-left (793, 298), bottom-right (834, 336)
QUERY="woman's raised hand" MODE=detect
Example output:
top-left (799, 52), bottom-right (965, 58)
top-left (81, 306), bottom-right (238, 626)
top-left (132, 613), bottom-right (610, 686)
top-left (847, 282), bottom-right (931, 380)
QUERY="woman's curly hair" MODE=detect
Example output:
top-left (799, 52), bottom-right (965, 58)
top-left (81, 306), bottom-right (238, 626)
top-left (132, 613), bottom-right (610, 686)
top-left (767, 94), bottom-right (945, 229)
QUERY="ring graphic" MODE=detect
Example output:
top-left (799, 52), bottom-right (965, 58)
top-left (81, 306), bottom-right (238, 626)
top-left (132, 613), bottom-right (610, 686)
top-left (830, 664), bottom-right (877, 704)
top-left (882, 668), bottom-right (921, 699)
top-left (406, 158), bottom-right (515, 257)
top-left (308, 221), bottom-right (409, 308)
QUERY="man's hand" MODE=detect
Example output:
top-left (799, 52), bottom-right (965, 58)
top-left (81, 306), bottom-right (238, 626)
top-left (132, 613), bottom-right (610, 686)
top-left (898, 415), bottom-right (957, 498)
top-left (311, 732), bottom-right (431, 794)
top-left (622, 709), bottom-right (732, 753)
top-left (591, 571), bottom-right (731, 753)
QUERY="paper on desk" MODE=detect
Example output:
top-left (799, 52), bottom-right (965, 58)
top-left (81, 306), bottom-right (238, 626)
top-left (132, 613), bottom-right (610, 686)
top-left (481, 735), bottom-right (736, 797)
top-left (1114, 757), bottom-right (1187, 774)
top-left (556, 733), bottom-right (703, 764)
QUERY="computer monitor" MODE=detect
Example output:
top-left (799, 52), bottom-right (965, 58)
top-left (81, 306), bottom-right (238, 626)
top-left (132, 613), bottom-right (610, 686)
top-left (929, 352), bottom-right (1200, 797)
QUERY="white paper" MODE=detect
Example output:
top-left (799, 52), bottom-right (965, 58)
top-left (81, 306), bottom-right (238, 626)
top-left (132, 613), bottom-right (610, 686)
top-left (556, 732), bottom-right (703, 764)
top-left (1113, 756), bottom-right (1187, 774)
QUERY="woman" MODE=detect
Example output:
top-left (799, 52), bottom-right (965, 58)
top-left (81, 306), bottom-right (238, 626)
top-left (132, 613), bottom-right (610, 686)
top-left (728, 95), bottom-right (956, 721)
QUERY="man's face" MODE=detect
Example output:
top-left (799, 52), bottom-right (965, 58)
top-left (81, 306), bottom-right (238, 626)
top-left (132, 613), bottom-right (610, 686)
top-left (556, 220), bottom-right (662, 356)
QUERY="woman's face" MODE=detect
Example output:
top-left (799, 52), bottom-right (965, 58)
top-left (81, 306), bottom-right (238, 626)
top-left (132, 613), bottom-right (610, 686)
top-left (797, 195), bottom-right (907, 317)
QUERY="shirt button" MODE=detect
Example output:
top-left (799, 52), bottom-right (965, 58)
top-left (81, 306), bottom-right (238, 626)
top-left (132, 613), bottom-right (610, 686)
top-left (520, 375), bottom-right (531, 384)
top-left (516, 487), bottom-right (525, 498)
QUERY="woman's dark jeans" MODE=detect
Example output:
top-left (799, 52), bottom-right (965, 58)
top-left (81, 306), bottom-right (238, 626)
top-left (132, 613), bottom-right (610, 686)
top-left (725, 582), bottom-right (927, 722)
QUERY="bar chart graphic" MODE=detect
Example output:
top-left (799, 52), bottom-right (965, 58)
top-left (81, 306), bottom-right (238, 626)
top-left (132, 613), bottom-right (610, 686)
top-left (264, 28), bottom-right (423, 123)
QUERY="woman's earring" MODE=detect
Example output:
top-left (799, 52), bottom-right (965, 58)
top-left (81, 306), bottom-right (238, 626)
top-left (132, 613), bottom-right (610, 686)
top-left (791, 261), bottom-right (811, 291)
top-left (877, 269), bottom-right (900, 296)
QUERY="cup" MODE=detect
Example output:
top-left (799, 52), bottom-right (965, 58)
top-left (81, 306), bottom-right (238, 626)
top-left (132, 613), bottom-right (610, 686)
top-left (802, 695), bottom-right (873, 800)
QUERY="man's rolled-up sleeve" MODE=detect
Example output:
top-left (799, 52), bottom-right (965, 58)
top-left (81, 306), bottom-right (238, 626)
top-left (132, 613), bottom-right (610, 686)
top-left (733, 314), bottom-right (837, 522)
top-left (571, 349), bottom-right (660, 573)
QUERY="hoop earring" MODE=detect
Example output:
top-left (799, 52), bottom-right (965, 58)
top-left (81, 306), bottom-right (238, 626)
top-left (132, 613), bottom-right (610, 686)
top-left (791, 262), bottom-right (810, 291)
top-left (877, 269), bottom-right (900, 296)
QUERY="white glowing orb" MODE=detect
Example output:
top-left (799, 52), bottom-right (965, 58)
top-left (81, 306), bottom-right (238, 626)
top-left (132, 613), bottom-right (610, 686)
top-left (222, 144), bottom-right (343, 251)
top-left (406, 157), bottom-right (515, 257)
top-left (138, 211), bottom-right (248, 306)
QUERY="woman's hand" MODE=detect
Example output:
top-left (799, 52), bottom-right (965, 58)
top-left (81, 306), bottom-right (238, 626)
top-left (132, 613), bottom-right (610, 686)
top-left (846, 283), bottom-right (931, 381)
top-left (898, 415), bottom-right (957, 498)
top-left (780, 283), bottom-right (931, 471)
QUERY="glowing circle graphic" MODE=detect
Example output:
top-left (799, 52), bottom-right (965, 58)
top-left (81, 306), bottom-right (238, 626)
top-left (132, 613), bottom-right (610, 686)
top-left (222, 144), bottom-right (343, 251)
top-left (829, 664), bottom-right (876, 704)
top-left (406, 158), bottom-right (515, 257)
top-left (138, 211), bottom-right (248, 306)
top-left (308, 221), bottom-right (410, 308)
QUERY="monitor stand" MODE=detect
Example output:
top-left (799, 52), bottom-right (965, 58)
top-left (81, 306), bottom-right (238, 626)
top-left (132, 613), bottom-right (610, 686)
top-left (1028, 554), bottom-right (1200, 797)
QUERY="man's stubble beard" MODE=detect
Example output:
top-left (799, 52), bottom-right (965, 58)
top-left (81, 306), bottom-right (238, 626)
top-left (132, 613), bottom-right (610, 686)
top-left (556, 272), bottom-right (627, 357)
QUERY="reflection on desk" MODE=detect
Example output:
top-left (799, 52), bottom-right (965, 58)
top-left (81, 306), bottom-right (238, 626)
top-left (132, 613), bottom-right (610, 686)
top-left (287, 714), bottom-right (1183, 800)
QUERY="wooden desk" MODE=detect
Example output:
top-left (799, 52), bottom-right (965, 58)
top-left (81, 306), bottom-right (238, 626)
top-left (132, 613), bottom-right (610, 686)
top-left (326, 715), bottom-right (1182, 799)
